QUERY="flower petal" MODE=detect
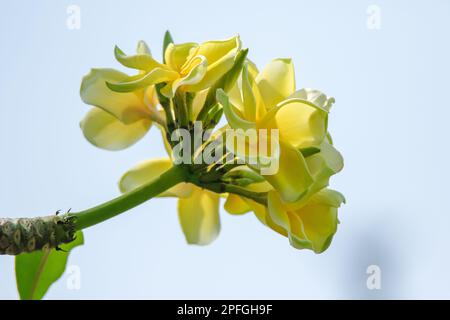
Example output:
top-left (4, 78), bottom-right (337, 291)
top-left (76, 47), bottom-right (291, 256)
top-left (191, 35), bottom-right (241, 66)
top-left (178, 189), bottom-right (220, 245)
top-left (256, 58), bottom-right (295, 108)
top-left (164, 42), bottom-right (198, 72)
top-left (217, 89), bottom-right (256, 131)
top-left (273, 98), bottom-right (328, 149)
top-left (290, 189), bottom-right (343, 253)
top-left (119, 158), bottom-right (193, 197)
top-left (184, 35), bottom-right (241, 92)
top-left (288, 88), bottom-right (335, 111)
top-left (105, 67), bottom-right (179, 93)
top-left (268, 189), bottom-right (344, 253)
top-left (80, 68), bottom-right (150, 123)
top-left (114, 42), bottom-right (165, 71)
top-left (247, 198), bottom-right (287, 237)
top-left (263, 141), bottom-right (314, 203)
top-left (306, 141), bottom-right (344, 193)
top-left (191, 89), bottom-right (208, 121)
top-left (288, 141), bottom-right (344, 210)
top-left (224, 194), bottom-right (251, 215)
top-left (241, 63), bottom-right (266, 122)
top-left (160, 56), bottom-right (208, 98)
top-left (80, 107), bottom-right (151, 151)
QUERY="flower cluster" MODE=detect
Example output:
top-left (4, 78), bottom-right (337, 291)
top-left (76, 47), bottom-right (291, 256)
top-left (79, 32), bottom-right (344, 253)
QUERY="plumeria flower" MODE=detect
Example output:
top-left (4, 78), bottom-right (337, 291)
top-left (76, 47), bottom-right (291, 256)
top-left (3, 33), bottom-right (347, 301)
top-left (267, 188), bottom-right (345, 253)
top-left (226, 185), bottom-right (345, 253)
top-left (105, 35), bottom-right (242, 98)
top-left (79, 34), bottom-right (344, 251)
top-left (223, 137), bottom-right (344, 252)
top-left (218, 59), bottom-right (336, 203)
top-left (79, 41), bottom-right (165, 150)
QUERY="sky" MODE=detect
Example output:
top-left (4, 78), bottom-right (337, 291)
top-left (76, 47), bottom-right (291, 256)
top-left (1, 0), bottom-right (450, 299)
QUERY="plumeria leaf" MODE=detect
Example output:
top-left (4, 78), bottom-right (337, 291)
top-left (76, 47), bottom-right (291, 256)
top-left (15, 231), bottom-right (84, 300)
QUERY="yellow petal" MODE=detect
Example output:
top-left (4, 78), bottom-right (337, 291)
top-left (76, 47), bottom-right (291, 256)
top-left (164, 42), bottom-right (198, 71)
top-left (263, 141), bottom-right (313, 203)
top-left (267, 190), bottom-right (291, 231)
top-left (224, 194), bottom-right (251, 215)
top-left (118, 158), bottom-right (193, 197)
top-left (226, 59), bottom-right (259, 115)
top-left (191, 35), bottom-right (241, 66)
top-left (114, 42), bottom-right (165, 71)
top-left (290, 189), bottom-right (343, 253)
top-left (246, 59), bottom-right (260, 79)
top-left (178, 189), bottom-right (220, 245)
top-left (184, 35), bottom-right (241, 92)
top-left (105, 67), bottom-right (179, 93)
top-left (256, 58), bottom-right (295, 108)
top-left (228, 76), bottom-right (245, 113)
top-left (80, 107), bottom-right (151, 151)
top-left (248, 197), bottom-right (287, 237)
top-left (80, 68), bottom-right (150, 123)
top-left (268, 189), bottom-right (344, 253)
top-left (156, 123), bottom-right (174, 159)
top-left (287, 141), bottom-right (344, 211)
top-left (274, 98), bottom-right (328, 149)
top-left (306, 141), bottom-right (344, 192)
top-left (161, 56), bottom-right (208, 98)
top-left (191, 89), bottom-right (208, 121)
top-left (241, 63), bottom-right (266, 122)
top-left (288, 88), bottom-right (335, 111)
top-left (217, 89), bottom-right (256, 131)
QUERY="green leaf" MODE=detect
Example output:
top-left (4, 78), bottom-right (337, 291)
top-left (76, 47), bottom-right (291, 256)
top-left (15, 231), bottom-right (84, 300)
top-left (163, 30), bottom-right (174, 63)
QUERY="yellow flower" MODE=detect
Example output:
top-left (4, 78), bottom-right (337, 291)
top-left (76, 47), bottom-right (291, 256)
top-left (218, 58), bottom-right (335, 203)
top-left (267, 188), bottom-right (345, 253)
top-left (105, 36), bottom-right (242, 98)
top-left (119, 158), bottom-right (221, 246)
top-left (223, 136), bottom-right (343, 251)
top-left (79, 41), bottom-right (165, 151)
top-left (224, 182), bottom-right (344, 253)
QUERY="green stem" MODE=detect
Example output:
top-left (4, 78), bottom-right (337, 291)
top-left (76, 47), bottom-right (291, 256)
top-left (71, 165), bottom-right (189, 230)
top-left (223, 184), bottom-right (267, 206)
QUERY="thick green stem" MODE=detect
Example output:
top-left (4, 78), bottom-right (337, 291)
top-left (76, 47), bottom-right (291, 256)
top-left (70, 165), bottom-right (189, 230)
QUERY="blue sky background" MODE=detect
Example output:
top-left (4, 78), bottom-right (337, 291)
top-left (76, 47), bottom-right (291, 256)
top-left (1, 0), bottom-right (449, 299)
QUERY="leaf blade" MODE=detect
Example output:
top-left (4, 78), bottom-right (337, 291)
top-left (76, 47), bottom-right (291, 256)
top-left (15, 231), bottom-right (84, 300)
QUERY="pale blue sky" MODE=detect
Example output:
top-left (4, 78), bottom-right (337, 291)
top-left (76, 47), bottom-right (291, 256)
top-left (1, 0), bottom-right (449, 299)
